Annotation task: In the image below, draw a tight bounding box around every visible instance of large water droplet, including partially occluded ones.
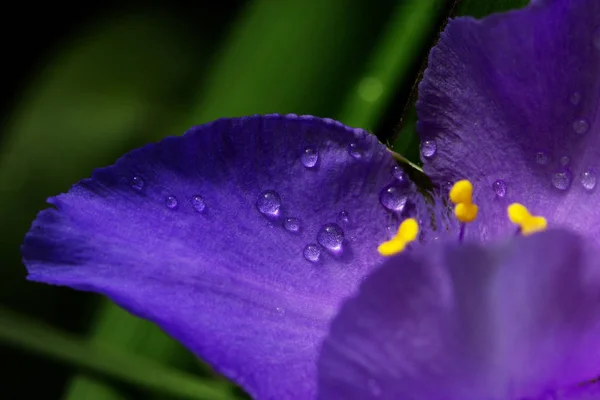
[570,91,581,105]
[492,179,507,198]
[391,165,407,183]
[337,210,349,224]
[560,156,570,166]
[284,217,300,232]
[420,140,437,158]
[348,142,363,159]
[379,185,407,212]
[256,190,281,217]
[552,170,572,191]
[192,195,206,213]
[573,118,590,135]
[131,176,144,191]
[593,26,600,50]
[317,223,344,252]
[303,244,321,262]
[535,151,549,165]
[581,170,596,191]
[301,147,318,168]
[165,195,178,209]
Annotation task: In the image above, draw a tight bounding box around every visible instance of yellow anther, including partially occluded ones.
[449,180,478,223]
[507,203,547,236]
[378,218,419,256]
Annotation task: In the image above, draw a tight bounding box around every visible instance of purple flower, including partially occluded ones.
[20,1,600,400]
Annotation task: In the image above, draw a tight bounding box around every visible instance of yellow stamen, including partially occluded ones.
[507,203,547,236]
[378,218,419,256]
[449,180,478,223]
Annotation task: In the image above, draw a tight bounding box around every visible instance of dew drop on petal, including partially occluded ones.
[317,223,344,252]
[337,210,349,224]
[581,170,597,191]
[303,244,321,262]
[492,179,507,198]
[560,156,570,166]
[570,91,581,105]
[301,147,318,168]
[192,195,206,213]
[131,176,144,191]
[284,217,300,232]
[165,195,178,209]
[594,26,600,51]
[379,185,407,212]
[535,151,549,165]
[348,142,363,159]
[256,190,281,217]
[391,165,406,182]
[420,140,437,158]
[552,170,572,191]
[573,118,590,135]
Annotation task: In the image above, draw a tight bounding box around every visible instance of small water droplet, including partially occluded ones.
[560,156,570,166]
[492,180,507,198]
[131,176,144,191]
[337,210,349,224]
[420,140,437,158]
[535,151,549,165]
[165,195,178,209]
[284,217,300,232]
[192,195,206,213]
[256,190,281,217]
[348,142,363,159]
[379,185,408,212]
[570,91,581,105]
[593,26,600,50]
[301,147,318,168]
[317,223,344,252]
[552,170,572,191]
[303,244,321,262]
[391,165,406,182]
[573,118,590,134]
[581,170,596,191]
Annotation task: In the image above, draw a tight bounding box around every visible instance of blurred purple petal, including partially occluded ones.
[318,230,600,400]
[22,114,418,399]
[417,0,600,242]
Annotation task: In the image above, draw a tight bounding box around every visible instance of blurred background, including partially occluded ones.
[0,0,526,398]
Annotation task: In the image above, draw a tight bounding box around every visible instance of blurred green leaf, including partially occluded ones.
[0,306,234,400]
[456,0,528,17]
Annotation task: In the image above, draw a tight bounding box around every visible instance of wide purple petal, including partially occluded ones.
[318,230,600,400]
[416,0,600,242]
[22,114,419,399]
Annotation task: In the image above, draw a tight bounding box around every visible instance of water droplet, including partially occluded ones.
[165,195,178,209]
[357,77,383,103]
[420,140,437,158]
[379,185,408,212]
[593,26,600,50]
[301,147,318,168]
[303,244,321,262]
[570,91,581,105]
[581,170,596,191]
[192,195,206,213]
[535,151,549,165]
[492,180,507,198]
[317,223,344,252]
[284,217,300,232]
[560,156,570,166]
[256,190,281,217]
[391,165,406,182]
[552,170,572,191]
[131,176,144,191]
[337,210,349,224]
[573,118,590,135]
[348,142,363,159]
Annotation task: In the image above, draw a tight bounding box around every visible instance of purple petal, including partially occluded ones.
[417,0,600,242]
[21,114,422,399]
[318,230,600,400]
